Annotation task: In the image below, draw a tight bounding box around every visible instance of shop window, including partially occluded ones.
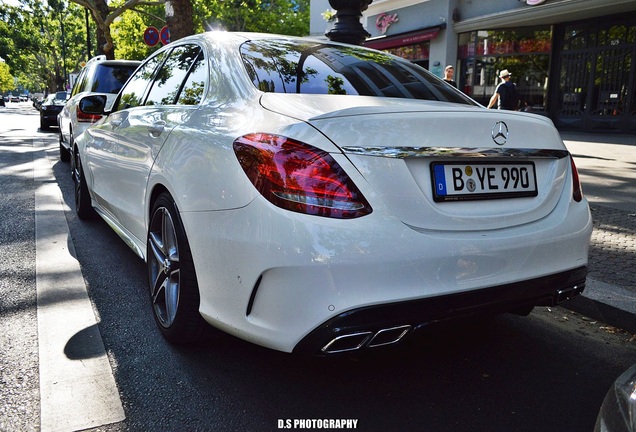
[563,24,594,51]
[459,27,552,112]
[559,17,636,124]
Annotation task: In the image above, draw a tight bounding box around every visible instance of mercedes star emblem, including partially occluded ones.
[491,121,509,146]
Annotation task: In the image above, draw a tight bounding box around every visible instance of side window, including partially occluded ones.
[115,52,166,111]
[71,69,86,97]
[75,68,90,95]
[177,51,206,105]
[145,45,202,106]
[91,64,137,94]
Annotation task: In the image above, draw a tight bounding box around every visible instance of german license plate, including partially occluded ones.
[431,161,538,202]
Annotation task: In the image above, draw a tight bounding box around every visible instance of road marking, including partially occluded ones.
[34,138,125,431]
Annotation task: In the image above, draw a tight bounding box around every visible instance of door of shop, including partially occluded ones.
[552,15,636,133]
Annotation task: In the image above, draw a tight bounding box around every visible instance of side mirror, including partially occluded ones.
[78,94,108,116]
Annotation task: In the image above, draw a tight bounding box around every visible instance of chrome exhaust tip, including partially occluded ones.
[367,325,411,348]
[321,332,373,354]
[320,325,413,354]
[556,285,584,304]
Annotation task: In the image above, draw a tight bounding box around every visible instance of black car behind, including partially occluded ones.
[40,92,67,131]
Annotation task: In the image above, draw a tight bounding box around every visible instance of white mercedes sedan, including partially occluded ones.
[73,31,593,355]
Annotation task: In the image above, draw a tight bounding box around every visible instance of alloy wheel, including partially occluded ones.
[148,206,181,328]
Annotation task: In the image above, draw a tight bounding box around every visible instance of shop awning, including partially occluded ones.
[363,25,444,50]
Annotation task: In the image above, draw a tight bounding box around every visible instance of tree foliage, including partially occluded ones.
[0,0,309,94]
[111,0,309,59]
[0,0,93,93]
[194,0,308,35]
[0,60,14,92]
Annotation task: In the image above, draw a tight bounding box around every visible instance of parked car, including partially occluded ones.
[595,363,636,432]
[39,92,67,131]
[32,93,45,110]
[58,55,140,162]
[73,31,593,355]
[33,97,43,111]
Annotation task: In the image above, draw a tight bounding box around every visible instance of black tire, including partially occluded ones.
[147,193,207,344]
[73,151,96,219]
[59,140,70,162]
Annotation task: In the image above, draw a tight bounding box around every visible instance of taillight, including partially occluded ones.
[233,133,372,219]
[570,155,583,202]
[76,105,102,123]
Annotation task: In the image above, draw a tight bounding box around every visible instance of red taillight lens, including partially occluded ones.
[233,133,372,219]
[570,155,583,202]
[76,106,102,123]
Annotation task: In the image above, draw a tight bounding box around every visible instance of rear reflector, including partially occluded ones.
[570,155,583,202]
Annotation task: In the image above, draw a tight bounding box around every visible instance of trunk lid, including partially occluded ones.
[260,93,570,231]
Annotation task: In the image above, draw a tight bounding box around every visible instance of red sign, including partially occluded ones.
[144,27,159,47]
[160,26,170,45]
[364,27,441,51]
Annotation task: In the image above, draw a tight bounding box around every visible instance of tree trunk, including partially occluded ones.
[95,1,114,59]
[165,0,194,42]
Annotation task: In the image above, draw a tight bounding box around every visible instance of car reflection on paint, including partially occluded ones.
[595,363,636,432]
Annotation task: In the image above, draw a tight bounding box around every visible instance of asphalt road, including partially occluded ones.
[1,103,635,432]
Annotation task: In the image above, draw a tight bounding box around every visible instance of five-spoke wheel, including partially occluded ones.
[147,193,206,343]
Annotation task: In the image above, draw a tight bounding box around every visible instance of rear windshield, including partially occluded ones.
[90,64,138,94]
[240,39,476,105]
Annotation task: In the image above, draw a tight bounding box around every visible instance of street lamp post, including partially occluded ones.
[325,0,373,46]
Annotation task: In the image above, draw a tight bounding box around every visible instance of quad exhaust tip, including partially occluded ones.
[321,325,412,354]
[556,285,584,304]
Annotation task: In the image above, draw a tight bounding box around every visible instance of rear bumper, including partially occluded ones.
[293,266,587,355]
[40,113,60,127]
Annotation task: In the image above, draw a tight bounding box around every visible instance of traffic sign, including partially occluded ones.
[144,26,160,47]
[160,26,170,45]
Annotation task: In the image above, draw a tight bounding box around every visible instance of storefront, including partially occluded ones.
[457,12,636,132]
[309,0,636,133]
[364,25,444,69]
[457,27,552,112]
[550,15,636,132]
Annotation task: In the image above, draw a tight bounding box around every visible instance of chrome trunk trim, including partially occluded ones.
[340,146,570,159]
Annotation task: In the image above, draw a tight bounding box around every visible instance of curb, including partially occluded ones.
[563,295,636,335]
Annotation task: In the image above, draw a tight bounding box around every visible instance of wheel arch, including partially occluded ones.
[147,183,171,223]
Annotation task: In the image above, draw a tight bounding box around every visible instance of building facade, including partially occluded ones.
[309,0,636,133]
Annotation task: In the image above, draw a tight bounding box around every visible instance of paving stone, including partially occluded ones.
[588,204,636,290]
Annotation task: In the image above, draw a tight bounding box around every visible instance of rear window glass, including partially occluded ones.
[89,64,138,94]
[240,40,476,105]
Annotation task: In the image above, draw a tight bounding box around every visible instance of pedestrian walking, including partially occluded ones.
[487,69,520,110]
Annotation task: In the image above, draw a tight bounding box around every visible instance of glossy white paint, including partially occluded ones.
[75,32,593,353]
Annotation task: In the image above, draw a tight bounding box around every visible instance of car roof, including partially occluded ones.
[84,55,141,67]
[173,31,326,48]
[90,59,142,68]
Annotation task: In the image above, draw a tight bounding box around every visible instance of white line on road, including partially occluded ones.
[33,138,125,431]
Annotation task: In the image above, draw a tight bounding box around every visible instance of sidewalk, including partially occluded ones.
[559,132,636,334]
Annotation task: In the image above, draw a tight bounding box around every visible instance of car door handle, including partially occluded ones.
[148,122,166,137]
